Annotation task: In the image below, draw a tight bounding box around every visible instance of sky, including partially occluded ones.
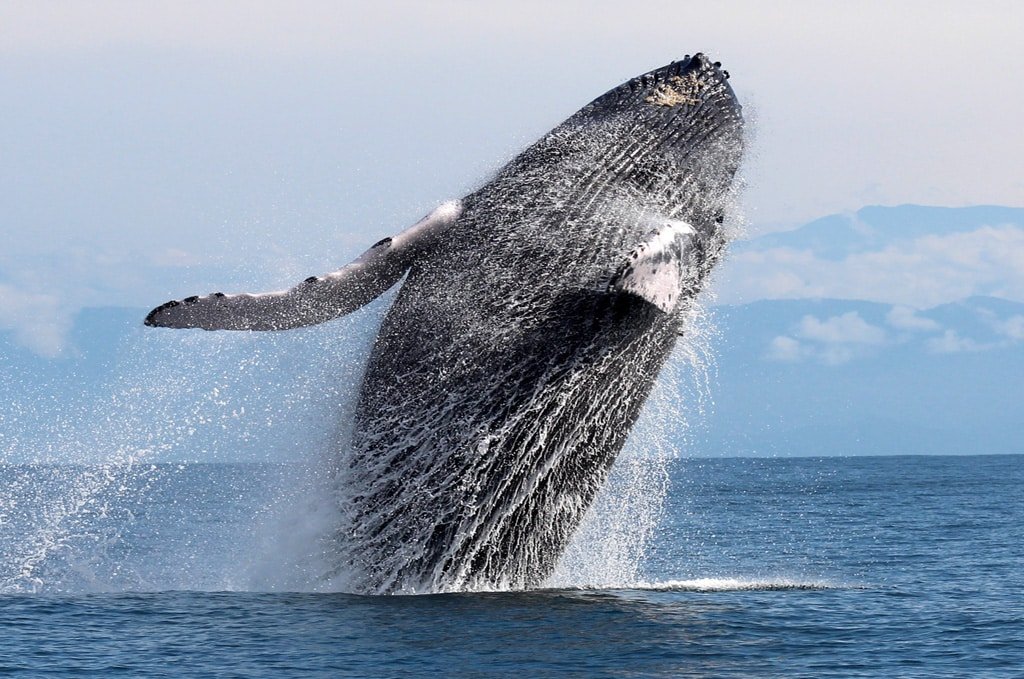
[2,0,1023,355]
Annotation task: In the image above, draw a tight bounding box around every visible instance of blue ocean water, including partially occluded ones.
[1,454,1021,677]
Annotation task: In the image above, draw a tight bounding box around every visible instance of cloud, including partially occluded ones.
[765,335,859,366]
[923,308,1024,354]
[0,243,220,357]
[925,330,990,354]
[993,315,1024,341]
[886,305,940,332]
[815,345,858,366]
[0,284,71,357]
[766,311,887,365]
[719,225,1024,308]
[766,335,803,362]
[796,312,887,345]
[915,308,1024,354]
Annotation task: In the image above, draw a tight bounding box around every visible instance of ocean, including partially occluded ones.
[1,454,1021,677]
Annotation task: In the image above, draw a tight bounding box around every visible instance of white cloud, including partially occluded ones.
[766,335,804,362]
[817,345,857,366]
[719,226,1024,308]
[0,284,71,357]
[926,330,990,354]
[796,312,887,345]
[765,335,860,366]
[0,242,219,357]
[766,312,887,365]
[993,315,1024,341]
[918,311,1024,354]
[886,305,940,332]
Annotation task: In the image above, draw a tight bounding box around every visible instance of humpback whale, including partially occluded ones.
[146,53,743,594]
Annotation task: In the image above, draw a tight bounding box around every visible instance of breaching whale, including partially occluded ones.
[145,53,743,594]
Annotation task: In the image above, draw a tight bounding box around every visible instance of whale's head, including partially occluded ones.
[573,53,744,239]
[582,52,743,158]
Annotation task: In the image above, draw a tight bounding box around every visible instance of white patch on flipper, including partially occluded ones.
[609,220,696,313]
[145,200,463,331]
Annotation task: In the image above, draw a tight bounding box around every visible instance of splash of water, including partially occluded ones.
[547,297,718,590]
[0,307,375,594]
[553,577,841,593]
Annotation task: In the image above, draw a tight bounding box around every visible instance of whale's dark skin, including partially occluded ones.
[146,53,743,593]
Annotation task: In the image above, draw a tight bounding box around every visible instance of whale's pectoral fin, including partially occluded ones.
[145,200,462,330]
[609,220,697,313]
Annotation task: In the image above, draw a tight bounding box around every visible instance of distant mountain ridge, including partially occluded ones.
[735,204,1024,259]
[717,204,1024,307]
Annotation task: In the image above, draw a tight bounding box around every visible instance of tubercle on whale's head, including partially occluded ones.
[583,53,741,122]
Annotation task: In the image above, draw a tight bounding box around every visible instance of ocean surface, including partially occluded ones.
[1,454,1021,677]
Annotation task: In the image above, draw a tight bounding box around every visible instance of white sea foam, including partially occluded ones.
[535,577,842,594]
[622,577,839,592]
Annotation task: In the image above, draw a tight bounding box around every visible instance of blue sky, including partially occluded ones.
[2,1,1023,356]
